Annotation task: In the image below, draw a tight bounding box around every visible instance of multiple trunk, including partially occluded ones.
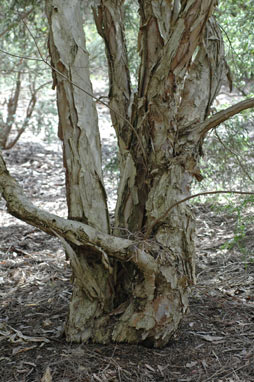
[45,0,220,347]
[46,0,114,343]
[0,0,253,347]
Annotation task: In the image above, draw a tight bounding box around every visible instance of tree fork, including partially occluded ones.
[1,0,253,348]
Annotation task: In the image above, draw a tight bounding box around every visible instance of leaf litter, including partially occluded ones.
[0,111,254,381]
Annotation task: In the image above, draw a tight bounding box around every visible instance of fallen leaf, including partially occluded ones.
[41,366,52,382]
[145,364,155,372]
[198,334,224,343]
[12,345,37,355]
[186,361,198,368]
[93,374,103,382]
[157,364,168,375]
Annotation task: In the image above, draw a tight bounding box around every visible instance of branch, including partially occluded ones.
[0,155,126,256]
[0,48,45,62]
[187,98,254,140]
[0,152,156,273]
[0,8,34,38]
[214,130,254,183]
[92,3,142,165]
[4,80,52,150]
[0,71,22,149]
[145,190,254,239]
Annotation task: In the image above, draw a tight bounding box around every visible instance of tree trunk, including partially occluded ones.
[2,0,253,348]
[44,0,223,347]
[0,71,21,149]
[46,0,115,343]
[90,0,221,346]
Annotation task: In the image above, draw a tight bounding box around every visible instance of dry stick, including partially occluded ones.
[197,99,254,138]
[214,130,254,183]
[0,48,44,62]
[203,361,249,382]
[144,190,254,239]
[20,18,148,168]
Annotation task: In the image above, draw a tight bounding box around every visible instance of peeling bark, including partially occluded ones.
[46,0,109,233]
[54,0,215,346]
[111,0,219,235]
[46,0,114,343]
[0,151,190,347]
[46,0,217,346]
[1,0,253,347]
[93,1,132,162]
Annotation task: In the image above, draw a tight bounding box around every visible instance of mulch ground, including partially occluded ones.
[1,140,254,382]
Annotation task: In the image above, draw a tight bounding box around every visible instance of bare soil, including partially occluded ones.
[1,137,254,381]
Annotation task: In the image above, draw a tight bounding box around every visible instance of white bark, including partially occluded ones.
[46,0,109,233]
[2,0,253,347]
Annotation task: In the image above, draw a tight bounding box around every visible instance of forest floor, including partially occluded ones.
[1,106,254,381]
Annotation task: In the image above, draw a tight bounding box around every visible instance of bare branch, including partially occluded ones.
[93,2,133,161]
[0,150,126,253]
[214,130,254,183]
[0,71,22,148]
[185,98,254,141]
[4,128,25,150]
[0,151,156,273]
[0,48,46,62]
[145,190,254,239]
[3,80,52,150]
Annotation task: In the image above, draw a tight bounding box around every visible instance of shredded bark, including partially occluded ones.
[1,136,254,381]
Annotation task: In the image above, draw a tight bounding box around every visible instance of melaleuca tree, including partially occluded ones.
[0,0,254,347]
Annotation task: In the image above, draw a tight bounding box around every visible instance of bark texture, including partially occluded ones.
[91,0,223,346]
[46,0,109,232]
[46,0,115,343]
[68,0,219,346]
[46,0,221,347]
[2,0,254,348]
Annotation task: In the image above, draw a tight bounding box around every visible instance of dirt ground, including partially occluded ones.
[1,136,254,382]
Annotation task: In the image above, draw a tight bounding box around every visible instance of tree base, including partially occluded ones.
[65,248,193,348]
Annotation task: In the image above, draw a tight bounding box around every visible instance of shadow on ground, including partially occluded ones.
[1,141,254,381]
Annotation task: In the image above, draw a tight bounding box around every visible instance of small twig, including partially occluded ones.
[0,8,34,38]
[203,361,249,382]
[145,190,254,238]
[218,22,245,91]
[0,47,44,62]
[214,130,254,183]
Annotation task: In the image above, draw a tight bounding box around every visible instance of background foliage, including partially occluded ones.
[0,0,57,146]
[194,0,254,196]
